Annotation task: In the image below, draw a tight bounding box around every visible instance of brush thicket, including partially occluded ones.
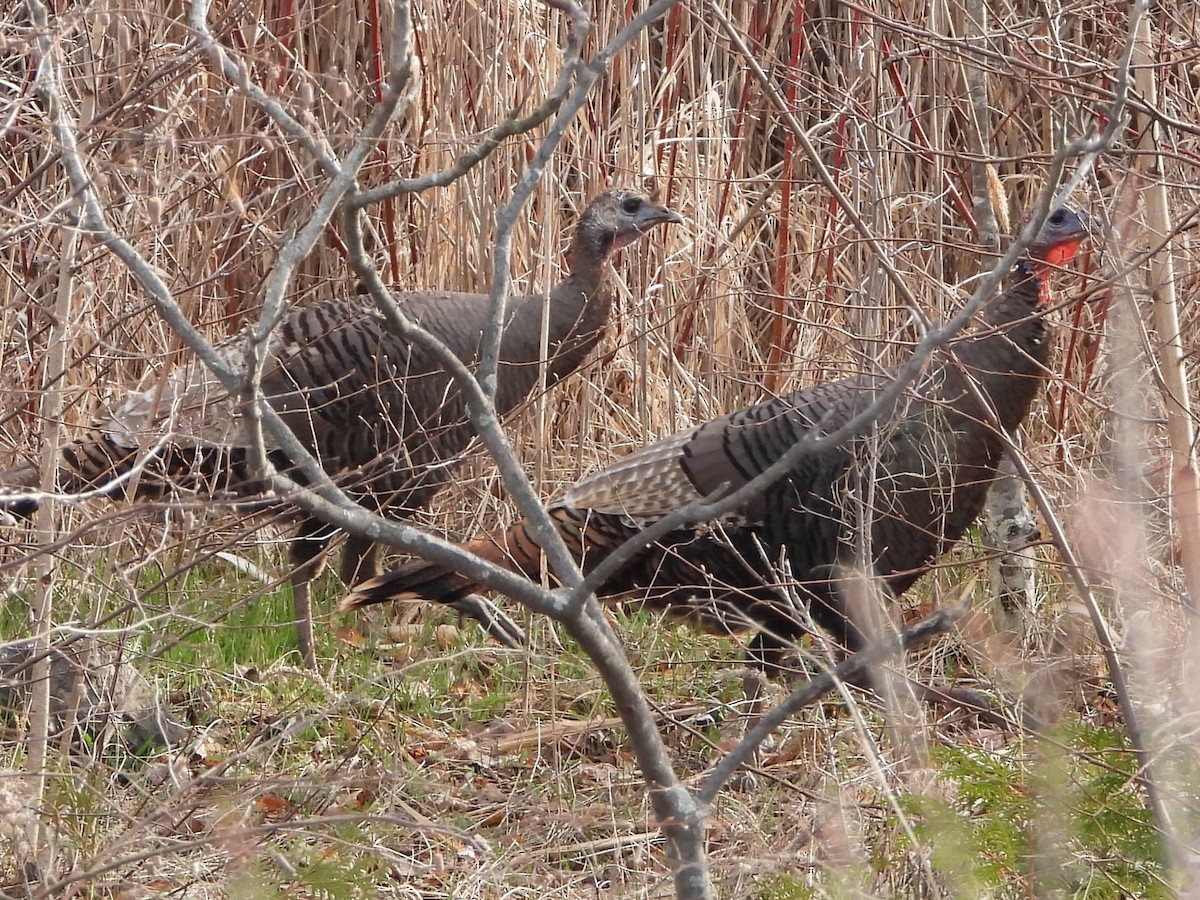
[2,0,1198,894]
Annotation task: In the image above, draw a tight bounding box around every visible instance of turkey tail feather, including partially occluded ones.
[343,559,481,609]
[2,433,244,515]
[340,523,538,610]
[340,529,534,648]
[61,434,243,499]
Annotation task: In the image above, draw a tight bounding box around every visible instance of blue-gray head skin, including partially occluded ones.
[1018,207,1089,305]
[566,189,683,274]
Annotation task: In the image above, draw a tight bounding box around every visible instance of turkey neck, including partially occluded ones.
[494,215,617,406]
[942,261,1049,432]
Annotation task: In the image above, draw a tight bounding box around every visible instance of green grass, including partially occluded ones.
[897,727,1168,898]
[757,877,818,900]
[1,557,1170,897]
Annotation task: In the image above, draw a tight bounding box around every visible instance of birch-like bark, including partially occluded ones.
[962,0,1039,625]
[21,222,78,883]
[1130,15,1200,609]
[23,0,93,877]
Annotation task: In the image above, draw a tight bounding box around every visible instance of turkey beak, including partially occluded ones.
[1067,208,1091,250]
[641,206,684,233]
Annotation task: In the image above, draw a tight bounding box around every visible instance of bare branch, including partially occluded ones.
[350,0,593,205]
[239,0,416,482]
[188,0,340,178]
[553,586,711,896]
[478,0,681,394]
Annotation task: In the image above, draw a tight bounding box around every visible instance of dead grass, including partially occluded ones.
[3,0,1200,895]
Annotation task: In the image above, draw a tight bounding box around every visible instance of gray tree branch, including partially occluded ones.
[697,605,968,805]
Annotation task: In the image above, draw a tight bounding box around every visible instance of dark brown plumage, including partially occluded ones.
[1,190,681,665]
[343,209,1088,691]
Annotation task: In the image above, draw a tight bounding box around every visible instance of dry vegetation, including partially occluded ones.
[2,0,1200,896]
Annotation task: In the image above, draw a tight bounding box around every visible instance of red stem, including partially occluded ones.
[367,0,400,279]
[879,34,976,235]
[763,3,806,396]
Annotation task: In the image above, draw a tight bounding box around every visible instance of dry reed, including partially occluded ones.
[3,0,1200,894]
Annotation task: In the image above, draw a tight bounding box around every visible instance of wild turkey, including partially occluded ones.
[1,190,682,666]
[343,208,1088,705]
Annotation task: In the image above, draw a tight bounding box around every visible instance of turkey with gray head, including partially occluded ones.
[1,189,682,666]
[343,207,1088,712]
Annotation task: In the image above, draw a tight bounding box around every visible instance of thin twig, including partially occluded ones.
[349,0,592,206]
[697,605,967,805]
[188,0,339,177]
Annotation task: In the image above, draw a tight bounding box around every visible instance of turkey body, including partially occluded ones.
[344,208,1088,676]
[2,190,682,665]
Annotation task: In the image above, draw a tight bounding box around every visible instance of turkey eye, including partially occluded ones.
[621,196,643,215]
[1048,209,1065,225]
